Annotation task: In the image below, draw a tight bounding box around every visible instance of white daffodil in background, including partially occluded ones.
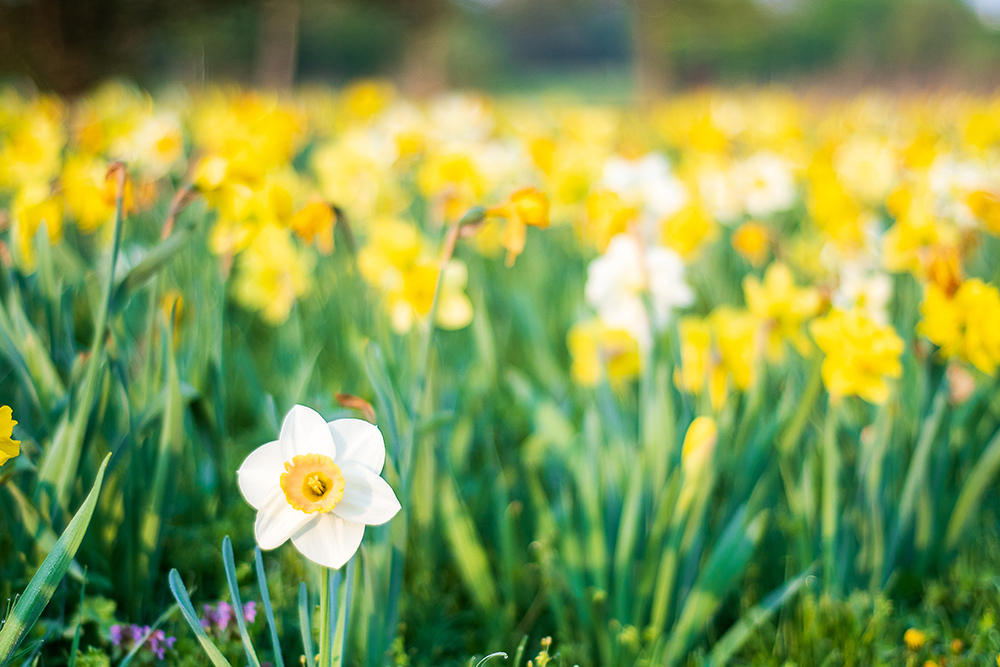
[585,233,694,349]
[238,405,401,569]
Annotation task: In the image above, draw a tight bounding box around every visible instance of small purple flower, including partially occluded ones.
[132,626,147,643]
[243,601,257,624]
[165,636,177,650]
[215,601,234,632]
[110,625,124,647]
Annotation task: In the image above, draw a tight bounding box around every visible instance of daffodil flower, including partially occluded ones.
[237,405,401,569]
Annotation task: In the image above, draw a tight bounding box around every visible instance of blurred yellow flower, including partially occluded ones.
[0,405,20,467]
[232,224,314,325]
[661,202,716,260]
[10,182,63,271]
[488,186,551,266]
[62,156,135,233]
[290,201,336,254]
[744,263,822,360]
[567,319,641,387]
[904,628,927,651]
[580,189,638,252]
[359,219,473,333]
[681,416,718,473]
[732,221,770,266]
[967,190,1000,235]
[810,308,904,404]
[675,307,758,410]
[918,278,1000,375]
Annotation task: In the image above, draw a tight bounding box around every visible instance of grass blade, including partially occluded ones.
[167,569,233,667]
[946,425,1000,549]
[222,537,261,667]
[705,565,816,667]
[0,454,111,667]
[254,548,285,667]
[298,583,315,667]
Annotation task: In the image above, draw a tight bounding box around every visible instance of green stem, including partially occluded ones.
[319,568,334,667]
[778,354,823,455]
[821,400,840,594]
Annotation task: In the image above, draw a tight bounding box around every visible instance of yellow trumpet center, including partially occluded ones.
[280,453,345,514]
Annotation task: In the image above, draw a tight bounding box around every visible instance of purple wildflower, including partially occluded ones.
[243,601,258,624]
[110,625,124,647]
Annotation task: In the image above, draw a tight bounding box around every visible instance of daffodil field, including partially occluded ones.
[3,81,1000,667]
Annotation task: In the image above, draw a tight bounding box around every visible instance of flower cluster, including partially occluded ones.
[109,624,177,660]
[2,82,1000,409]
[199,601,257,637]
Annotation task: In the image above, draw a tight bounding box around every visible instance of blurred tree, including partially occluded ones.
[0,0,242,94]
[255,0,301,90]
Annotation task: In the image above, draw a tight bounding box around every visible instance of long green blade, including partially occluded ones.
[167,569,233,667]
[0,454,111,667]
[222,537,261,667]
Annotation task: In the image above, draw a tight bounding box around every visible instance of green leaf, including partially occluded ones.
[0,454,111,667]
[298,583,315,667]
[222,537,261,667]
[705,565,816,667]
[946,425,1000,549]
[167,570,233,667]
[254,548,285,667]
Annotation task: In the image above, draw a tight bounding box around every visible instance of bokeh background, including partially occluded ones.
[3,0,1000,97]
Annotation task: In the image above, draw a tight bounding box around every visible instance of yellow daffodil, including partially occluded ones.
[744,262,822,360]
[918,278,1000,375]
[810,308,904,404]
[232,224,314,325]
[661,202,717,260]
[567,319,641,387]
[0,406,20,467]
[358,219,473,333]
[732,221,771,267]
[290,201,336,254]
[675,307,759,410]
[580,189,638,252]
[62,156,135,234]
[487,186,551,266]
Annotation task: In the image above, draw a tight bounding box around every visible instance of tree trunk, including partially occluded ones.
[398,10,450,98]
[255,0,300,91]
[631,0,672,103]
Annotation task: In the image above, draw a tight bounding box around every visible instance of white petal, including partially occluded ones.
[329,419,386,473]
[290,513,365,569]
[237,440,284,509]
[255,490,315,550]
[280,405,336,461]
[333,462,401,526]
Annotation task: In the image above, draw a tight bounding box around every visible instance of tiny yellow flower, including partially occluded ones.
[0,405,20,467]
[810,308,904,404]
[904,628,927,651]
[732,221,771,267]
[918,278,1000,375]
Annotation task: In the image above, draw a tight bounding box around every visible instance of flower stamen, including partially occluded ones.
[280,453,345,514]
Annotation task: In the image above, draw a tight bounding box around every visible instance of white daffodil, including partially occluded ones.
[237,405,401,569]
[585,233,694,349]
